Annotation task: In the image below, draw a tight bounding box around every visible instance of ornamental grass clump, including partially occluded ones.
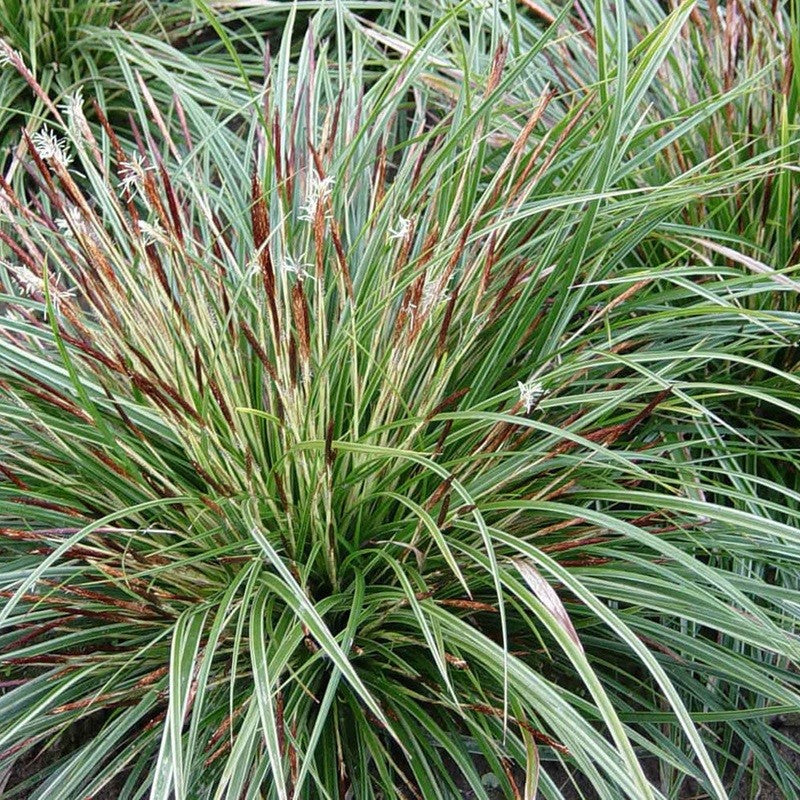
[0,6,799,800]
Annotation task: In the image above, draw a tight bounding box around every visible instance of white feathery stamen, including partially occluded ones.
[31,126,73,167]
[60,87,85,123]
[137,220,165,246]
[299,173,334,221]
[517,379,544,414]
[8,264,43,297]
[55,206,88,238]
[0,41,23,68]
[5,262,75,313]
[282,254,315,282]
[118,152,153,197]
[388,215,413,241]
[420,279,446,315]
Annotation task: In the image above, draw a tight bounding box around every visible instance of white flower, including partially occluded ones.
[0,41,23,69]
[5,262,75,313]
[407,278,447,324]
[31,126,73,167]
[51,285,77,314]
[8,264,42,297]
[137,220,165,246]
[60,87,84,121]
[299,173,334,221]
[388,215,413,241]
[59,88,89,138]
[421,279,446,314]
[517,379,544,414]
[282,254,315,282]
[55,206,88,238]
[118,152,153,197]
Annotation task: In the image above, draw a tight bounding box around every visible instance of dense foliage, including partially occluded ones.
[0,2,798,798]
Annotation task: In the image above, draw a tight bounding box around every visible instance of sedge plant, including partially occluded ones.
[0,4,799,800]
